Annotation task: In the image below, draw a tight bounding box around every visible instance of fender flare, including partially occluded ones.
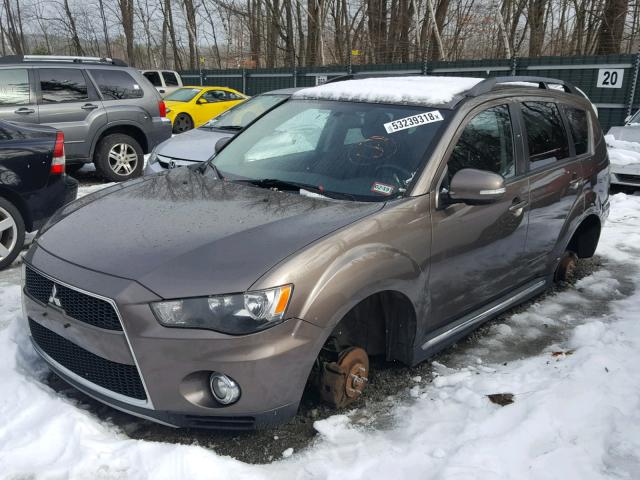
[89,120,148,159]
[298,242,422,364]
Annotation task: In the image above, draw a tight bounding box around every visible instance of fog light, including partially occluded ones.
[209,373,240,405]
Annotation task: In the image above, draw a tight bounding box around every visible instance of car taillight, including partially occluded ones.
[159,100,167,117]
[51,131,65,175]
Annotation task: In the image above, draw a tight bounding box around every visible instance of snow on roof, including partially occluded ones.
[293,76,484,106]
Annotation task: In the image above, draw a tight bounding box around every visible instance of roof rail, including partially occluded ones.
[0,55,128,67]
[466,75,579,97]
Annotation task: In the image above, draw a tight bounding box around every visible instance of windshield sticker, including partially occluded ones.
[384,110,443,134]
[371,182,395,196]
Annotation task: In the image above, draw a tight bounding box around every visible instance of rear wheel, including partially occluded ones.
[172,113,194,133]
[0,197,25,270]
[94,133,143,182]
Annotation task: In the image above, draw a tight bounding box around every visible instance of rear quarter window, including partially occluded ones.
[564,106,590,155]
[143,71,162,87]
[521,101,570,168]
[90,70,144,100]
[162,71,179,86]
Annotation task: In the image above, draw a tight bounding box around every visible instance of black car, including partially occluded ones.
[0,120,77,269]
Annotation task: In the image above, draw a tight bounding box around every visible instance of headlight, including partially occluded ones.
[147,148,159,165]
[150,285,293,335]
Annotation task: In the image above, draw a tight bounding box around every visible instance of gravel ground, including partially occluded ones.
[38,171,621,464]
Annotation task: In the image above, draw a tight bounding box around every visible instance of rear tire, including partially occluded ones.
[172,113,194,133]
[0,197,25,270]
[94,134,143,182]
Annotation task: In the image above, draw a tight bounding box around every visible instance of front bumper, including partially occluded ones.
[610,164,640,187]
[22,247,325,429]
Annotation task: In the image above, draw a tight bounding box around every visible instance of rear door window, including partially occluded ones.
[162,71,179,86]
[564,106,589,155]
[521,101,570,167]
[448,104,515,180]
[89,70,143,100]
[143,71,162,87]
[0,69,30,105]
[39,68,90,103]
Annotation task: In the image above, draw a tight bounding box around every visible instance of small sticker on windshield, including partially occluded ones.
[384,111,443,134]
[371,182,395,196]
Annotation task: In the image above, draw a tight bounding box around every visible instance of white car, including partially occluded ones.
[141,70,183,97]
[607,110,640,187]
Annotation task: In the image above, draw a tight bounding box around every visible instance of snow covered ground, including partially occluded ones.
[1,182,640,478]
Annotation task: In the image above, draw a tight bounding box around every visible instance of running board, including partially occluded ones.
[421,278,547,351]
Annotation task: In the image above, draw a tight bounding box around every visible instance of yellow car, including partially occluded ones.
[164,86,248,133]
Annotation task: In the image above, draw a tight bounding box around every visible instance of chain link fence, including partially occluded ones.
[180,53,640,131]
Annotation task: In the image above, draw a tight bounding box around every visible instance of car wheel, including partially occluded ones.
[94,134,144,182]
[0,197,25,270]
[173,113,194,133]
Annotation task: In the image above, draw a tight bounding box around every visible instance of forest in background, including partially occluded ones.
[0,0,636,70]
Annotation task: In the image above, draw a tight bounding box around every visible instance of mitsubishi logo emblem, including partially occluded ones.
[168,160,176,169]
[48,284,62,308]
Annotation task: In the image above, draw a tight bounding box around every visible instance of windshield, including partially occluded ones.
[165,88,201,102]
[212,99,450,201]
[202,94,288,129]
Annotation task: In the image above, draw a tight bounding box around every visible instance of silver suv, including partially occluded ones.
[0,55,172,181]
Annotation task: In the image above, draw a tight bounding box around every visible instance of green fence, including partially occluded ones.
[180,54,640,131]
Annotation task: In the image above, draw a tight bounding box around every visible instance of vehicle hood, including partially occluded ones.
[157,127,232,162]
[608,125,640,143]
[35,167,383,298]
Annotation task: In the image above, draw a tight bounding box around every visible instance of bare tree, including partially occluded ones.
[117,0,135,65]
[596,0,629,53]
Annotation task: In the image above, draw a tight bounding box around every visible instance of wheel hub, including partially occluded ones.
[108,143,138,175]
[319,347,369,408]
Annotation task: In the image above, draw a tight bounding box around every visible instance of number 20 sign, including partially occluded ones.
[597,68,624,89]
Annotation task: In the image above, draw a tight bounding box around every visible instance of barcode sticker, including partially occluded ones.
[384,110,443,134]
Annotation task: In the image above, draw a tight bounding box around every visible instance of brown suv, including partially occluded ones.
[22,75,609,429]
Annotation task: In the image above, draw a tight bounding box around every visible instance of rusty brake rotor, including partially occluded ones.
[319,346,369,409]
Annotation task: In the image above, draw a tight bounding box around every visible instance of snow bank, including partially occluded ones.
[293,76,483,106]
[1,187,640,478]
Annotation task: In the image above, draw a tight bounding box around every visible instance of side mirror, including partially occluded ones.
[215,136,231,153]
[197,98,208,105]
[449,168,506,204]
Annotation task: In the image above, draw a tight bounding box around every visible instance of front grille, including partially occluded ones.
[29,318,147,401]
[615,173,640,185]
[25,267,122,331]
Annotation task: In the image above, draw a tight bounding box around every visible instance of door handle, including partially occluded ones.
[569,179,582,190]
[508,198,528,215]
[568,172,582,190]
[14,107,35,114]
[159,89,165,94]
[81,103,99,110]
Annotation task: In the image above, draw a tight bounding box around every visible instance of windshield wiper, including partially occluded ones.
[239,178,354,200]
[215,125,243,131]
